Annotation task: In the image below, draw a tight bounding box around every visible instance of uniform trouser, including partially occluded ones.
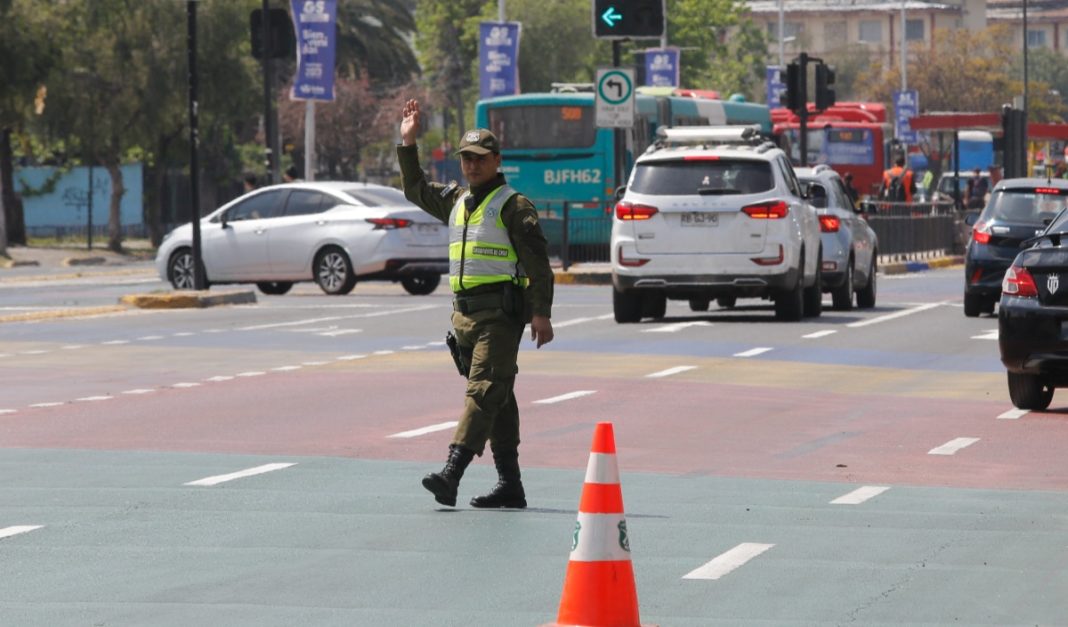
[450,306,525,456]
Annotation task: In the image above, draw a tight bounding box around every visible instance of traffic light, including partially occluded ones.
[814,63,836,111]
[1002,105,1027,178]
[592,0,666,39]
[781,61,805,113]
[251,8,295,60]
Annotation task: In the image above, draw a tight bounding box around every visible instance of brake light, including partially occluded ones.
[742,200,789,219]
[1035,187,1062,195]
[615,201,659,221]
[972,220,991,244]
[1002,265,1038,297]
[366,217,412,230]
[617,246,650,267]
[750,244,784,266]
[818,215,840,232]
[683,155,721,161]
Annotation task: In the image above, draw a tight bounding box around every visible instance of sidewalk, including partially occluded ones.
[0,244,154,270]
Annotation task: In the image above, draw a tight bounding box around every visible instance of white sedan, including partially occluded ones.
[156,182,448,295]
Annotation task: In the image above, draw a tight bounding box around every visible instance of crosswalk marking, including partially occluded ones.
[533,390,597,405]
[184,463,296,487]
[388,421,459,438]
[830,486,890,505]
[928,437,980,455]
[683,543,775,580]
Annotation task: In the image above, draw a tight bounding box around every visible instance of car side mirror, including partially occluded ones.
[220,212,230,229]
[963,211,980,227]
[614,185,626,201]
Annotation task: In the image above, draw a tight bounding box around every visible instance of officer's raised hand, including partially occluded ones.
[400,99,421,147]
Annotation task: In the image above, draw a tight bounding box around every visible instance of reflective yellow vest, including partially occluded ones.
[448,184,528,292]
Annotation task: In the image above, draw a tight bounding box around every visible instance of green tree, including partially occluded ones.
[336,0,420,85]
[415,0,484,136]
[670,0,767,99]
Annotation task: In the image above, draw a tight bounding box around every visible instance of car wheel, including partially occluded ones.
[401,273,441,296]
[256,281,293,295]
[831,259,854,311]
[613,287,643,323]
[1007,371,1054,411]
[314,247,357,295]
[963,292,983,318]
[774,262,804,322]
[688,297,710,312]
[642,292,667,320]
[856,255,877,309]
[716,295,737,309]
[803,250,823,318]
[168,248,208,290]
[982,297,997,315]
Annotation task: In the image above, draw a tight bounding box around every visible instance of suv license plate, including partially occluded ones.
[680,212,718,227]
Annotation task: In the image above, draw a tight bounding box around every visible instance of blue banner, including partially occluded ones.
[643,48,679,87]
[893,89,919,145]
[479,22,521,99]
[290,0,337,101]
[766,66,786,110]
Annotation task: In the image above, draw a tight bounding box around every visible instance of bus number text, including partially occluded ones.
[545,169,602,185]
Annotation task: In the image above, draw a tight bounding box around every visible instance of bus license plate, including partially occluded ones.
[681,212,718,227]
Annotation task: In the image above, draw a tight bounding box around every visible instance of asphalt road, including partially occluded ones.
[2,267,1067,626]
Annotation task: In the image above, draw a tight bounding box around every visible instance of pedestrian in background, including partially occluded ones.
[843,172,859,208]
[242,172,258,193]
[397,98,555,509]
[283,166,300,182]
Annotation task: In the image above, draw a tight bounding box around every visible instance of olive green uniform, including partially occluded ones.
[397,144,554,456]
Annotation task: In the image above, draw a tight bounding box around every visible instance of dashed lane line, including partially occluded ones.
[646,365,697,379]
[734,347,773,358]
[29,402,63,408]
[928,437,980,455]
[846,302,944,328]
[533,390,597,405]
[121,389,155,395]
[972,329,998,341]
[997,408,1029,420]
[388,421,459,439]
[75,395,113,402]
[184,462,297,487]
[682,543,775,580]
[0,525,43,540]
[0,409,16,415]
[803,330,837,339]
[830,486,890,505]
[643,321,713,333]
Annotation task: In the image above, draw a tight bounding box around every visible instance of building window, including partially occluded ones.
[905,19,924,41]
[859,20,882,43]
[767,21,802,40]
[825,21,847,44]
[1027,29,1047,48]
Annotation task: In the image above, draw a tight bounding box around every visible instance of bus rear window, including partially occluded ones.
[488,106,597,150]
[630,160,774,195]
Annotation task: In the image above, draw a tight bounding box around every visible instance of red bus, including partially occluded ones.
[772,103,892,197]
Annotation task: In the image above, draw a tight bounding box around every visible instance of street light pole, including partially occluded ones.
[187,0,205,290]
[778,0,785,68]
[900,0,907,91]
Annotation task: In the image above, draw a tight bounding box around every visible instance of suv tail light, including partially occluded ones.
[742,200,789,219]
[1002,265,1038,297]
[366,217,412,230]
[615,201,659,221]
[972,220,992,244]
[818,215,840,232]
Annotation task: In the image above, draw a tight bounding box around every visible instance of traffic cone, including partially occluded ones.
[542,422,657,627]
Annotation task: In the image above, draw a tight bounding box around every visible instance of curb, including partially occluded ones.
[62,256,108,266]
[119,290,258,309]
[554,271,612,286]
[0,258,40,269]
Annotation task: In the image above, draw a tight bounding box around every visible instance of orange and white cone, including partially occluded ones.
[543,422,656,627]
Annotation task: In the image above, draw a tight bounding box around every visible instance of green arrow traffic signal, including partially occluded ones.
[601,6,622,27]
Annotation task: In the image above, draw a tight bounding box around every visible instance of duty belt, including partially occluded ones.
[452,292,506,314]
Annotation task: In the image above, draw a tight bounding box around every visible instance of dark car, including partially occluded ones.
[998,206,1068,409]
[963,178,1068,317]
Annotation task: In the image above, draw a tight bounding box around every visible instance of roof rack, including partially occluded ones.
[655,125,765,146]
[551,82,594,93]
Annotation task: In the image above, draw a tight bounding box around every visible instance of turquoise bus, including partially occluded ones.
[473,92,772,258]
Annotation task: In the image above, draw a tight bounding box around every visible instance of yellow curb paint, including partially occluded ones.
[0,305,129,324]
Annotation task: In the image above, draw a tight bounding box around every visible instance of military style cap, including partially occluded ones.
[456,128,500,155]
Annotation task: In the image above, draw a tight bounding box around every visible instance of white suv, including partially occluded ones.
[611,126,823,322]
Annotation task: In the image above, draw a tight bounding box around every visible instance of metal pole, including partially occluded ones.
[498,0,504,21]
[778,0,785,68]
[900,0,907,91]
[187,0,205,290]
[612,41,624,194]
[798,53,809,168]
[305,101,315,181]
[1023,0,1030,152]
[86,121,93,251]
[262,0,278,184]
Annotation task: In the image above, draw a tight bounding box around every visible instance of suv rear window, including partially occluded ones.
[983,187,1068,224]
[629,159,774,195]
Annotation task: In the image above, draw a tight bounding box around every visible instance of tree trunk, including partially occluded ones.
[0,127,25,248]
[105,161,125,253]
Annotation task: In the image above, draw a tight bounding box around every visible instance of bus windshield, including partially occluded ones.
[488,105,597,150]
[783,128,876,166]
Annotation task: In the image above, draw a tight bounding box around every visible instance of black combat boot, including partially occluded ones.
[469,450,527,509]
[421,444,475,507]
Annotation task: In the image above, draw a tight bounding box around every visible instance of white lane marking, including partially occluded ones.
[76,395,113,402]
[237,305,437,331]
[61,345,86,350]
[0,525,43,540]
[683,543,775,580]
[803,330,837,339]
[336,354,367,361]
[997,408,1029,420]
[172,332,195,337]
[204,376,234,383]
[972,329,999,341]
[427,341,446,347]
[928,437,980,455]
[0,409,16,415]
[301,361,328,366]
[847,302,944,328]
[401,345,426,350]
[184,462,296,487]
[137,335,164,341]
[533,390,597,405]
[320,329,363,337]
[271,366,302,372]
[172,382,201,389]
[21,350,48,355]
[554,314,614,328]
[29,402,64,408]
[288,326,338,333]
[203,329,224,333]
[643,321,713,333]
[388,421,459,438]
[0,353,11,358]
[373,350,395,356]
[646,365,697,379]
[236,371,266,378]
[734,347,772,358]
[121,389,155,395]
[830,485,890,505]
[101,340,129,345]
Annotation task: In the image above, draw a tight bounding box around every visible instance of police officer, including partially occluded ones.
[398,99,554,508]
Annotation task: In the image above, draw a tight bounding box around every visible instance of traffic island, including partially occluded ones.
[120,290,257,309]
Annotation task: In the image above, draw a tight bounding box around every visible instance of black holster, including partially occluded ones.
[445,331,471,378]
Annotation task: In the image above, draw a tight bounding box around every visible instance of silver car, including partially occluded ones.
[156,182,448,295]
[796,166,878,310]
